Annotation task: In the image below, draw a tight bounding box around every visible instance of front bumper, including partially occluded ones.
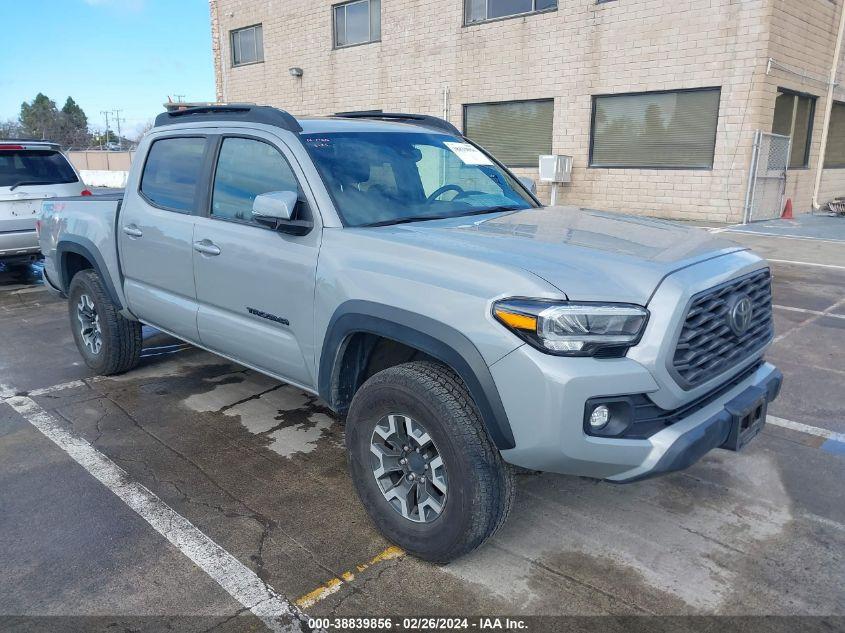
[492,343,782,481]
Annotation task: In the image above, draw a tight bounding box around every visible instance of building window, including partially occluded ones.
[334,0,381,48]
[590,88,721,169]
[772,89,816,169]
[463,99,554,167]
[465,0,557,25]
[231,24,263,66]
[824,101,845,168]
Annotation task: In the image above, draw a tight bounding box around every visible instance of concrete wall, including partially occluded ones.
[67,151,134,189]
[210,0,845,221]
[67,151,135,172]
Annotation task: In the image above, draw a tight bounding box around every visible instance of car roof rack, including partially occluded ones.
[154,104,302,133]
[333,110,462,136]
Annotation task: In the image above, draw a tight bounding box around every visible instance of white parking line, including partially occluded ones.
[3,395,310,633]
[773,304,845,320]
[28,379,91,397]
[767,258,845,271]
[716,229,845,244]
[772,297,845,344]
[767,415,845,444]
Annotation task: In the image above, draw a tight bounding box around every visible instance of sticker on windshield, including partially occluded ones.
[445,142,494,166]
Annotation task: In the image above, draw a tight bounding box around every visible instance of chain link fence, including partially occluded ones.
[743,131,791,223]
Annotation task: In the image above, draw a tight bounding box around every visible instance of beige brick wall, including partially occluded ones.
[764,0,845,214]
[209,0,845,222]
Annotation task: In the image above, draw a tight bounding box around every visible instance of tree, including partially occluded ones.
[20,93,60,141]
[132,119,155,143]
[18,93,91,148]
[0,119,24,139]
[60,97,90,148]
[90,129,117,148]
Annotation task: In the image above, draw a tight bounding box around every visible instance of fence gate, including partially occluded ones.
[743,131,791,223]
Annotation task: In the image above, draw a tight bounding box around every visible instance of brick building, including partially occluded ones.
[209,0,845,222]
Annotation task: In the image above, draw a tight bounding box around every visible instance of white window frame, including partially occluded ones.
[230,24,263,67]
[464,0,557,26]
[333,0,381,49]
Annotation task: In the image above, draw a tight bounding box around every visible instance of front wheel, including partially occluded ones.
[345,361,514,562]
[67,269,142,376]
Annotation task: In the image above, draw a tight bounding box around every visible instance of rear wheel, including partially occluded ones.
[68,269,142,375]
[346,361,514,562]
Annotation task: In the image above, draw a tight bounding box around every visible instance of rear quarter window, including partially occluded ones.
[140,137,207,213]
[0,150,78,188]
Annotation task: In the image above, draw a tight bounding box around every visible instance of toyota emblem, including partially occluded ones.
[727,294,754,337]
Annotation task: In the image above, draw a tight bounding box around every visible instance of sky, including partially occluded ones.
[0,0,216,138]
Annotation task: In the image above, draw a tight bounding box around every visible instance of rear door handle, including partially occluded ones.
[193,240,221,256]
[122,224,143,238]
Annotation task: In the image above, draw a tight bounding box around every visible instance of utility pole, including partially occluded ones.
[112,109,125,150]
[100,110,111,148]
[174,94,185,103]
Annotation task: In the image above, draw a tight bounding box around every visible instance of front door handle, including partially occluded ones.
[193,240,221,256]
[122,224,143,238]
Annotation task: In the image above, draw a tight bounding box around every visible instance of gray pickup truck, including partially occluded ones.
[39,106,782,562]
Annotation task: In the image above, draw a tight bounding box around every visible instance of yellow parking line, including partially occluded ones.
[295,546,404,609]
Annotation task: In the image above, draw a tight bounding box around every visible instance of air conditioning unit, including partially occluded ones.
[539,155,572,183]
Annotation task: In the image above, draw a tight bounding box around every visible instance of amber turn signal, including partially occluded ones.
[493,308,537,332]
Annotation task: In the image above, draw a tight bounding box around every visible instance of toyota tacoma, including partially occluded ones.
[38,106,782,562]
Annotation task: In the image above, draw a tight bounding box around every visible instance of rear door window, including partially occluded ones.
[140,137,207,213]
[0,150,78,188]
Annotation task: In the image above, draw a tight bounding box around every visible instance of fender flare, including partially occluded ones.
[319,300,516,449]
[56,238,123,310]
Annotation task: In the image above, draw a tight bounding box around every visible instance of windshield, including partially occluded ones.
[0,150,78,188]
[302,131,537,227]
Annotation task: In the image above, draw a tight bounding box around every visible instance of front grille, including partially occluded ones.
[671,269,773,389]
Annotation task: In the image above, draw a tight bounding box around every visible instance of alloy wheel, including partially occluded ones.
[76,293,102,355]
[370,414,448,523]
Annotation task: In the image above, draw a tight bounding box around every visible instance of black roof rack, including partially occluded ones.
[154,105,302,133]
[333,110,461,136]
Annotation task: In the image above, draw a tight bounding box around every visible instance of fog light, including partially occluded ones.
[589,405,610,430]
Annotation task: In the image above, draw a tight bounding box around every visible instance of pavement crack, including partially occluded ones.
[489,542,657,615]
[677,525,747,556]
[100,392,346,594]
[219,383,286,414]
[199,606,253,633]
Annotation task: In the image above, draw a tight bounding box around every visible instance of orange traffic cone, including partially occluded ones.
[782,198,793,219]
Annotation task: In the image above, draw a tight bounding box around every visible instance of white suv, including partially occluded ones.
[1,140,89,267]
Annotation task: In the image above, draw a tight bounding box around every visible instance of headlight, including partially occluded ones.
[493,299,649,357]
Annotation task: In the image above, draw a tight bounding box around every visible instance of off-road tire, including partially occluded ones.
[346,360,515,562]
[68,269,142,375]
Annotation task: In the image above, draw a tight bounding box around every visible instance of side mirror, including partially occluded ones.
[518,176,537,195]
[252,190,313,235]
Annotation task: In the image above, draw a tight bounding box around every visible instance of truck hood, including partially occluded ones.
[366,206,746,305]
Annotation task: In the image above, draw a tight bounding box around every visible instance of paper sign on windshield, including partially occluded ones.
[445,142,494,166]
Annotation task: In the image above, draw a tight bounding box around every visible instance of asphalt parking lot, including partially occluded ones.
[1,215,844,632]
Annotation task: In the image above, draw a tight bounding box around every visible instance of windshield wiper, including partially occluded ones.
[360,206,523,228]
[9,180,51,191]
